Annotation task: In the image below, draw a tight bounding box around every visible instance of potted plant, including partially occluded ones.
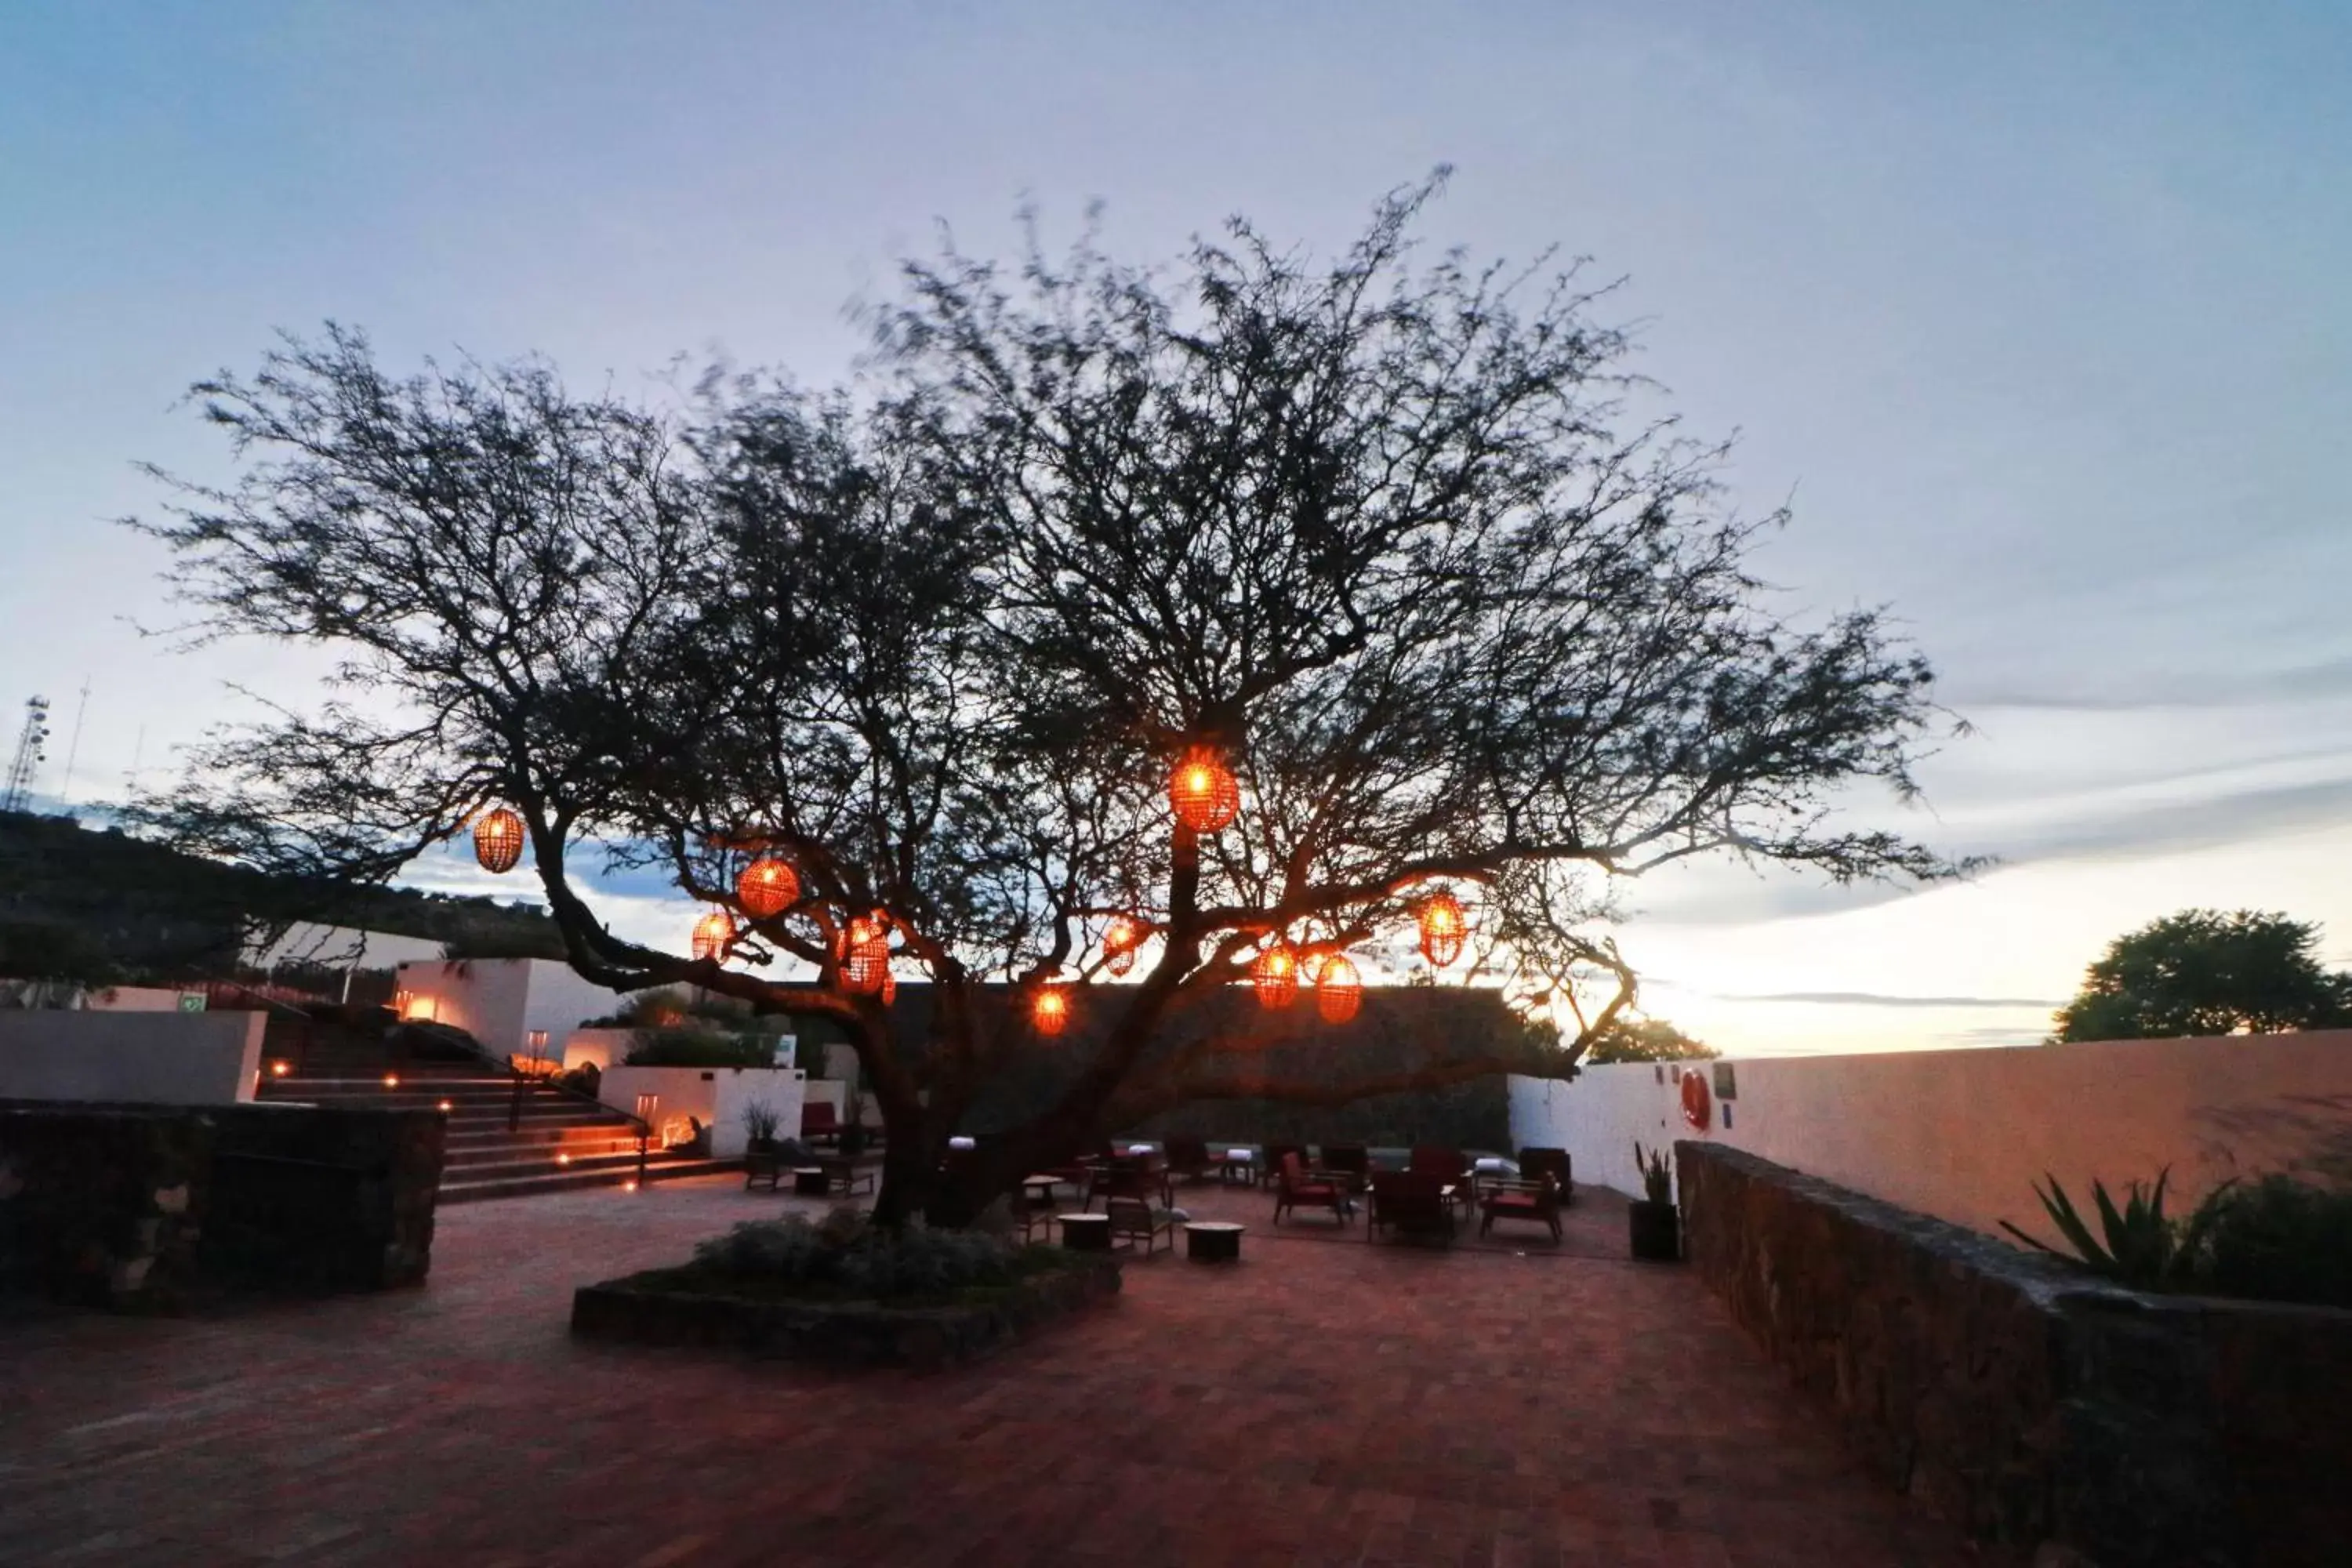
[742,1101,785,1183]
[1628,1142,1680,1261]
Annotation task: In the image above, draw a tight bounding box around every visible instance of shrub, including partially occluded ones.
[621,1029,774,1068]
[2000,1169,2198,1290]
[2179,1174,2352,1309]
[741,1101,781,1145]
[836,1222,1018,1298]
[691,1218,833,1283]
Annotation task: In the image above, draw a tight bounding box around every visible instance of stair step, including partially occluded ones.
[437,1157,739,1204]
[442,1139,645,1168]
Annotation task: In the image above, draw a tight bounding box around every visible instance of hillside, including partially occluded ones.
[0,809,565,983]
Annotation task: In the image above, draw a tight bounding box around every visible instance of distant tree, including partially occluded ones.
[1582,1014,1719,1063]
[131,177,1969,1225]
[2049,909,2352,1043]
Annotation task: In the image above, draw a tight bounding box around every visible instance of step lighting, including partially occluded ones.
[622,1180,639,1192]
[383,1074,400,1088]
[557,1153,571,1165]
[437,1100,453,1112]
[268,1060,290,1077]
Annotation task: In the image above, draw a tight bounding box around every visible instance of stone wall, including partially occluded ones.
[1678,1141,2352,1568]
[0,1102,443,1309]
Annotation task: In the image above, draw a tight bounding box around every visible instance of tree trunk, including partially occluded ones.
[866,1090,935,1229]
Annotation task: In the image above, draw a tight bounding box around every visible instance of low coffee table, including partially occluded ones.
[1058,1212,1112,1252]
[1184,1221,1244,1262]
[1215,1151,1258,1187]
[791,1166,828,1196]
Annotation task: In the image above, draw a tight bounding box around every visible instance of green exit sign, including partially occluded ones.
[178,993,205,1013]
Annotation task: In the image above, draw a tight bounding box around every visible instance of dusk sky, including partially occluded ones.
[3,2,2347,1055]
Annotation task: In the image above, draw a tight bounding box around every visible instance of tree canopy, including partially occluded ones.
[2049,908,2352,1043]
[1581,1015,1719,1064]
[132,176,1967,1222]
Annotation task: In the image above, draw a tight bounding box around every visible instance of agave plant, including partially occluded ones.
[1632,1142,1674,1205]
[1999,1168,2214,1290]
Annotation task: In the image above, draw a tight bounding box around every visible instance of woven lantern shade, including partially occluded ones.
[1417,888,1468,967]
[841,918,891,994]
[690,910,733,964]
[1168,750,1241,833]
[1250,942,1300,1009]
[1032,983,1070,1037]
[1103,913,1145,978]
[472,808,525,873]
[736,856,799,920]
[1315,953,1363,1025]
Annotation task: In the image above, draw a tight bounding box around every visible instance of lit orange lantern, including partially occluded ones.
[1103,913,1145,977]
[841,917,891,993]
[1417,888,1467,967]
[880,967,898,1007]
[1316,953,1363,1024]
[1251,942,1299,1009]
[473,807,524,873]
[1032,982,1070,1036]
[736,856,799,920]
[691,910,733,963]
[1168,749,1240,833]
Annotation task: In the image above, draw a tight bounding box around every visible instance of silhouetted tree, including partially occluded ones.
[1583,1015,1719,1063]
[2050,908,2352,1043]
[133,176,1967,1224]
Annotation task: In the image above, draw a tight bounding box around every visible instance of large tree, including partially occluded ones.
[136,178,1966,1224]
[2049,908,2352,1043]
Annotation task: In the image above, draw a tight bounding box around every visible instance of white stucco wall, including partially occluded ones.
[561,1027,643,1072]
[85,986,205,1013]
[0,1011,268,1105]
[1511,1030,2352,1239]
[597,1065,806,1160]
[396,958,622,1059]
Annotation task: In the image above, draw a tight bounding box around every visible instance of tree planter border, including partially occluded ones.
[569,1252,1121,1370]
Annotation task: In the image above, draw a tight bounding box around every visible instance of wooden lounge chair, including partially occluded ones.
[1409,1145,1472,1218]
[799,1100,842,1150]
[1517,1147,1573,1203]
[1272,1151,1350,1225]
[1261,1142,1309,1189]
[1162,1134,1214,1185]
[1369,1170,1456,1243]
[1318,1142,1371,1196]
[1104,1195,1181,1257]
[1478,1175,1563,1241]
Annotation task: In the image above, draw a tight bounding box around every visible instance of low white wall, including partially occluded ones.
[85,986,205,1013]
[1511,1030,2352,1240]
[397,958,622,1059]
[597,1065,807,1160]
[0,1011,268,1105]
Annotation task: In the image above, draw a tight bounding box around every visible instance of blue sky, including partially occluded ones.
[4,2,2348,1053]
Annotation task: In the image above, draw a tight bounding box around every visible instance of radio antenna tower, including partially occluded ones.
[3,695,54,814]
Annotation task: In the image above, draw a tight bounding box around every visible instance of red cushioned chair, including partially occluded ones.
[1517,1147,1573,1203]
[1408,1145,1472,1218]
[1477,1174,1563,1242]
[799,1100,841,1150]
[1369,1170,1455,1243]
[1273,1151,1350,1226]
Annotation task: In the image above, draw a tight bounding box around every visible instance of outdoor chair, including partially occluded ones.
[1368,1170,1456,1243]
[1104,1195,1184,1257]
[1261,1142,1310,1189]
[1162,1134,1214,1185]
[1009,1181,1057,1244]
[1088,1155,1173,1210]
[1517,1147,1573,1203]
[1477,1174,1564,1242]
[1272,1151,1350,1226]
[1318,1142,1371,1195]
[799,1100,842,1150]
[1408,1145,1472,1218]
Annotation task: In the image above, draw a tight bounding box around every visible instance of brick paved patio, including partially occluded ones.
[0,1174,2001,1567]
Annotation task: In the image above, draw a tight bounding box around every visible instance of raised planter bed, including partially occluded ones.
[570,1248,1120,1370]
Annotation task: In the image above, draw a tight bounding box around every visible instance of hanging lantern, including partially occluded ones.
[472,807,524,873]
[1417,888,1468,967]
[1316,953,1363,1025]
[1250,942,1300,1010]
[1031,982,1070,1036]
[1103,913,1145,978]
[735,856,799,920]
[1168,748,1241,833]
[691,910,733,964]
[841,917,891,994]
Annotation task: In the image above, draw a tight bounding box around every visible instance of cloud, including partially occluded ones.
[1716,990,2058,1008]
[1946,655,2352,713]
[1965,773,2352,868]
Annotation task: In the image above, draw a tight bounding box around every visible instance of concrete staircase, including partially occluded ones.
[255,1014,735,1203]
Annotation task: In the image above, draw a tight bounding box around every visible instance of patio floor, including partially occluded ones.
[0,1173,2002,1568]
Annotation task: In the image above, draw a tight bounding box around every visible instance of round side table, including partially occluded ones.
[1184,1221,1245,1262]
[1058,1212,1112,1252]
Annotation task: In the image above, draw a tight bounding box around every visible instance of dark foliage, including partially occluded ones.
[2051,908,2352,1043]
